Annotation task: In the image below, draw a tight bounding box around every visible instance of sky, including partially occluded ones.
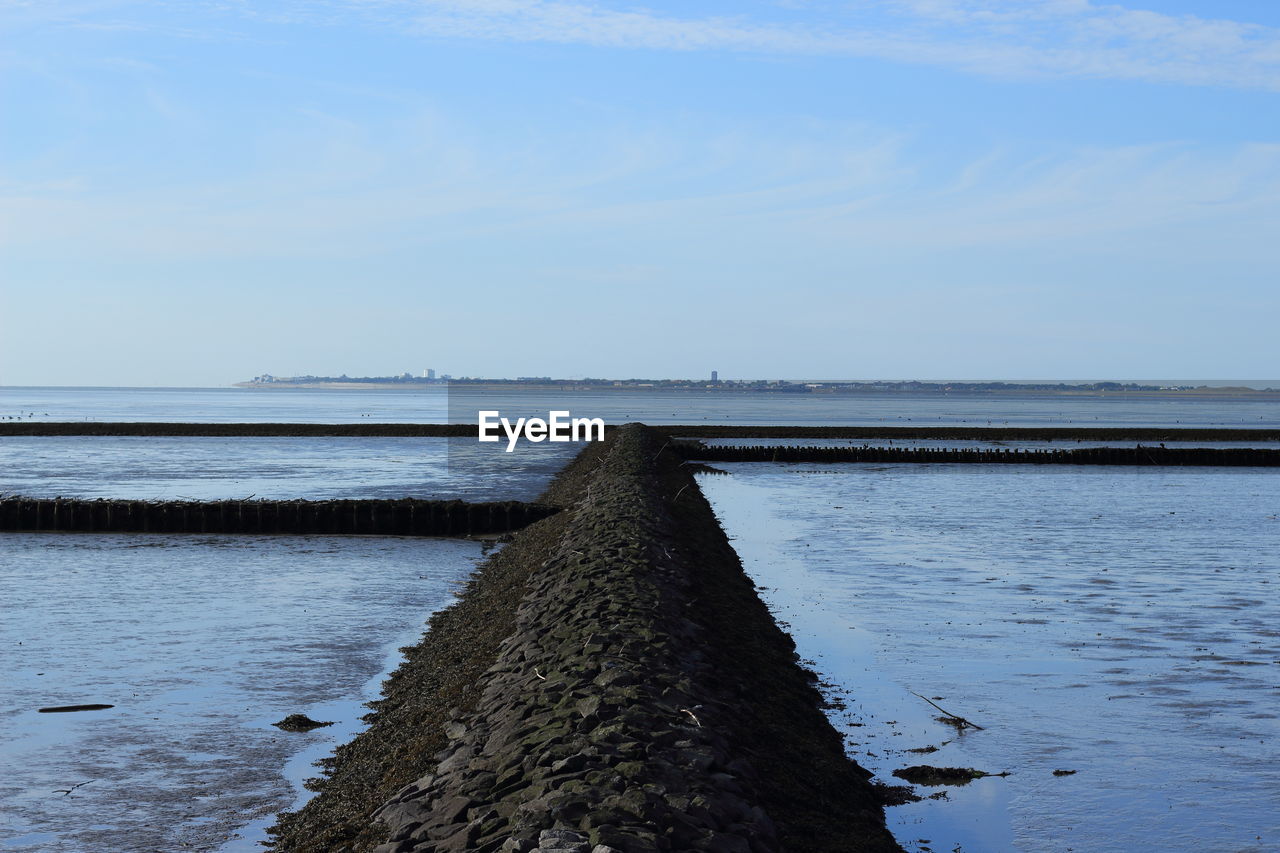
[2,0,1279,385]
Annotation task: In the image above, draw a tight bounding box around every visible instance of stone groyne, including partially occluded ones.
[0,422,479,437]
[0,498,557,537]
[682,443,1280,467]
[670,425,1280,442]
[267,425,901,853]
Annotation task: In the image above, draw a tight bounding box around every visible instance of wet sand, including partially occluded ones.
[699,462,1280,852]
[0,534,483,852]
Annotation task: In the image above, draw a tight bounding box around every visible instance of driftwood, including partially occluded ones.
[52,780,94,796]
[910,691,984,731]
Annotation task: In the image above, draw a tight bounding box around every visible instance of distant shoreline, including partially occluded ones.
[232,381,1280,397]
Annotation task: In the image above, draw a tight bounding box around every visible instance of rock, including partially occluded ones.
[538,827,591,851]
[272,713,334,732]
[892,765,1008,786]
[551,754,590,774]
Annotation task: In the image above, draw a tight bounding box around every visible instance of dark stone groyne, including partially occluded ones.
[681,443,1280,467]
[267,425,901,853]
[0,498,557,537]
[671,425,1280,442]
[0,422,479,437]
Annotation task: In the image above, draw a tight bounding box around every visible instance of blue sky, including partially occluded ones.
[2,0,1279,384]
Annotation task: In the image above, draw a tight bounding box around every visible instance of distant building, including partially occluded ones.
[711,370,719,383]
[424,368,436,379]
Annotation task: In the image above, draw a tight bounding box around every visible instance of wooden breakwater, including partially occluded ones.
[0,422,481,437]
[670,425,1280,442]
[679,443,1280,466]
[0,497,557,536]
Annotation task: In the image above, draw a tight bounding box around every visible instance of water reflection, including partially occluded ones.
[0,436,580,502]
[699,463,1280,853]
[0,533,482,852]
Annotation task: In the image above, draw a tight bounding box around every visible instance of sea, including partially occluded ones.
[4,383,1280,427]
[1,385,1277,852]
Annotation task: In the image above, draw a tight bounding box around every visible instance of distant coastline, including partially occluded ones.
[234,376,1280,395]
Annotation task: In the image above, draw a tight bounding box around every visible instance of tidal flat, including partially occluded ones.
[699,463,1280,852]
[0,533,483,852]
[0,435,579,502]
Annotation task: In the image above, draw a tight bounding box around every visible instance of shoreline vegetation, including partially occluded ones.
[235,376,1280,395]
[266,424,903,853]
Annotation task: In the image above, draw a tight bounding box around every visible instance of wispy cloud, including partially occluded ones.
[5,110,1278,263]
[8,1,1280,89]
[876,0,1280,86]
[311,0,1280,91]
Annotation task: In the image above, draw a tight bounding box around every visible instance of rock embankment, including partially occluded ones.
[269,424,900,853]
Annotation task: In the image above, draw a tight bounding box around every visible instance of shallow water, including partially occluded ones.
[0,533,483,852]
[0,386,451,424]
[698,464,1280,853]
[0,436,579,502]
[3,385,1278,428]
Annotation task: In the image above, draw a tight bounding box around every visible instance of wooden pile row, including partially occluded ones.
[0,497,558,536]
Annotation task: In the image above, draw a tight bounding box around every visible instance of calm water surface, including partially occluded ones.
[0,533,483,852]
[5,387,1279,853]
[3,386,1278,428]
[0,436,578,502]
[699,464,1280,853]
